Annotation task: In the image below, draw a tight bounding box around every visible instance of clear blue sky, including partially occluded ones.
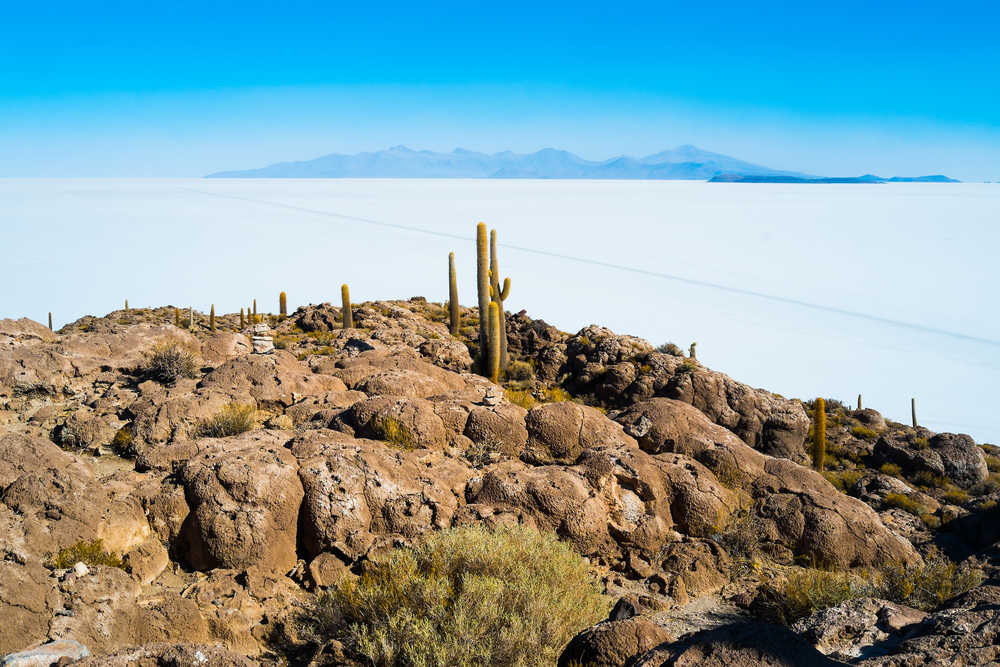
[2,1,999,179]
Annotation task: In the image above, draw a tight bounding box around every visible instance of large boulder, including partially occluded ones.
[342,396,448,449]
[292,431,472,562]
[559,610,673,667]
[522,402,631,465]
[873,432,988,489]
[178,431,303,573]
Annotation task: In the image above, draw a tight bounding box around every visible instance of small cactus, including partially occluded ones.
[911,398,917,428]
[341,284,353,329]
[487,302,501,383]
[210,304,216,331]
[48,312,52,331]
[240,308,245,329]
[812,398,826,472]
[448,252,459,335]
[476,223,490,374]
[689,342,697,360]
[279,291,287,317]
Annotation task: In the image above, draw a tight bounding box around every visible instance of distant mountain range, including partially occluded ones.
[205,145,957,182]
[205,145,811,180]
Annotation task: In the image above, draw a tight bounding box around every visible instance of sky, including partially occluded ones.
[1,1,999,179]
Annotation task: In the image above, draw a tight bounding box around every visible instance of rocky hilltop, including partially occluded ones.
[1,299,997,665]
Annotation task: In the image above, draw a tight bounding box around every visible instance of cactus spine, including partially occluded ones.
[812,397,826,472]
[48,312,52,331]
[476,223,491,374]
[341,284,353,329]
[689,342,697,360]
[240,308,245,329]
[488,229,510,370]
[210,304,216,331]
[448,252,460,335]
[911,398,917,428]
[487,302,501,383]
[279,292,287,318]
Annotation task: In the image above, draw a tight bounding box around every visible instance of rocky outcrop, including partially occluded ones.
[614,399,920,568]
[791,597,927,660]
[563,326,809,461]
[558,600,674,667]
[630,621,841,666]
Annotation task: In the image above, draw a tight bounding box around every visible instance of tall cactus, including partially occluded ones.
[341,284,353,329]
[476,223,490,373]
[911,398,918,428]
[279,291,287,318]
[812,397,826,472]
[488,229,511,370]
[210,304,216,331]
[174,307,180,327]
[448,252,460,335]
[124,299,129,319]
[252,299,257,321]
[689,342,697,360]
[188,307,194,329]
[48,312,53,331]
[240,308,245,329]
[857,394,863,410]
[487,302,501,383]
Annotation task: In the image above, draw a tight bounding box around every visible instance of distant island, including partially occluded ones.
[205,145,958,183]
[206,145,812,180]
[710,174,960,184]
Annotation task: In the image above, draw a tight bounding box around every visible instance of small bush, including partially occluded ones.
[851,426,878,440]
[985,453,1000,473]
[655,342,684,357]
[545,387,572,402]
[506,360,534,382]
[823,469,862,493]
[464,440,501,468]
[111,426,137,458]
[881,554,984,610]
[374,416,417,449]
[505,387,537,410]
[971,472,1000,496]
[779,569,874,624]
[195,403,257,438]
[913,471,950,489]
[298,525,608,666]
[884,492,924,515]
[942,487,970,505]
[144,342,199,385]
[48,539,124,570]
[715,510,766,560]
[880,463,903,477]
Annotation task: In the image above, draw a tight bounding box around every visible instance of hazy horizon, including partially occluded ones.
[5,177,998,443]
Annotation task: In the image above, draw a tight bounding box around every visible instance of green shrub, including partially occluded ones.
[506,360,534,382]
[144,342,199,385]
[655,342,684,357]
[504,387,537,410]
[985,453,1000,473]
[823,469,863,493]
[298,525,608,666]
[850,426,878,440]
[884,492,925,515]
[881,554,983,610]
[48,539,124,570]
[111,426,137,458]
[880,463,903,477]
[779,569,872,623]
[195,403,257,438]
[942,487,970,505]
[913,471,950,489]
[374,416,417,449]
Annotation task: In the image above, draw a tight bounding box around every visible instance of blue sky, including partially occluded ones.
[2,1,999,179]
